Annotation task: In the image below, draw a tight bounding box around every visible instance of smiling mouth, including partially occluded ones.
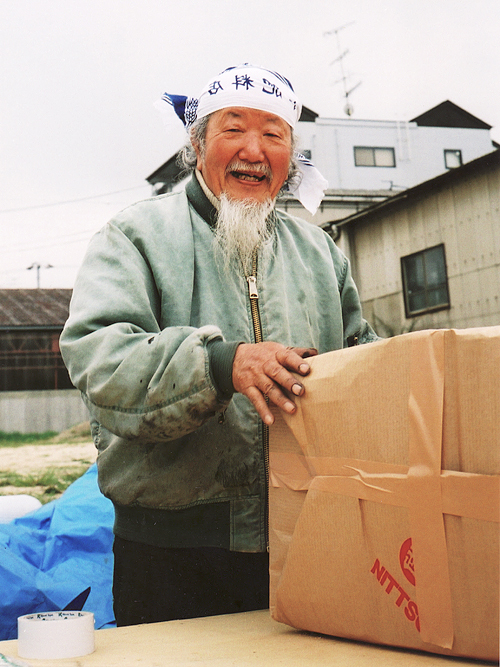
[227,161,272,184]
[230,171,267,183]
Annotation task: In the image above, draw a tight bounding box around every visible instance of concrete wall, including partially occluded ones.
[0,390,89,434]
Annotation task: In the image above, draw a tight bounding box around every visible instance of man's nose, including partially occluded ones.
[238,132,265,162]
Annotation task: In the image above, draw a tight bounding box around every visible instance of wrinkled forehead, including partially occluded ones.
[196,65,301,129]
[210,107,291,133]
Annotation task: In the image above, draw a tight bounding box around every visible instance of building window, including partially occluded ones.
[401,244,450,317]
[354,146,396,168]
[444,149,462,169]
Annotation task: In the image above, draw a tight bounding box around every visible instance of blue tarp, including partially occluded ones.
[0,464,115,640]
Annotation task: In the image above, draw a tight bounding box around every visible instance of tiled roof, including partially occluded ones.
[0,289,72,328]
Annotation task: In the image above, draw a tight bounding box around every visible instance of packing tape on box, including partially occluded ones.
[17,611,95,660]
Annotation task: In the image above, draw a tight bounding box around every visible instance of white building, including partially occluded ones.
[294,100,495,193]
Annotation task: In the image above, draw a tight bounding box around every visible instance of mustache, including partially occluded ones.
[226,160,273,179]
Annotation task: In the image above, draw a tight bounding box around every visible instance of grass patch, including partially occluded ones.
[0,423,92,448]
[0,431,58,447]
[0,466,90,503]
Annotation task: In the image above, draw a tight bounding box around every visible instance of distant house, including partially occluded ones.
[298,100,496,193]
[146,101,497,232]
[0,289,73,392]
[335,149,500,336]
[0,289,90,434]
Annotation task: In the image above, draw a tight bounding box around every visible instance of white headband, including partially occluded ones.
[192,65,301,129]
[157,64,328,214]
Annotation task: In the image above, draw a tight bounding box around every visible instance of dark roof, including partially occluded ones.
[147,153,185,188]
[411,100,492,130]
[299,106,318,122]
[0,289,72,329]
[338,148,500,228]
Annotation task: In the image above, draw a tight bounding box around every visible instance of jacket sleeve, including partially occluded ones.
[60,219,229,442]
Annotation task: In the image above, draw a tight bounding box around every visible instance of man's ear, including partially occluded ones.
[192,139,204,172]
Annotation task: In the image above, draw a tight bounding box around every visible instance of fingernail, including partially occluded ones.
[285,401,296,413]
[265,414,274,425]
[299,363,310,374]
[291,383,303,396]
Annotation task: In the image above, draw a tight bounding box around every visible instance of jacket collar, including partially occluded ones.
[185,172,218,229]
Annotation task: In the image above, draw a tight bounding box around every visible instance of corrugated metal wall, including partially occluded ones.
[351,160,500,336]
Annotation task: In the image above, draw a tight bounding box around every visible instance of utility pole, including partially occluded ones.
[27,262,53,288]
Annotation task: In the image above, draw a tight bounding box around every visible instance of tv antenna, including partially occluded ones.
[324,22,361,116]
[27,262,53,288]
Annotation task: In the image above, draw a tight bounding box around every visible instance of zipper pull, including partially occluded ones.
[247,275,259,299]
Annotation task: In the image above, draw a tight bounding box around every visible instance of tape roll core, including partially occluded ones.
[17,611,95,659]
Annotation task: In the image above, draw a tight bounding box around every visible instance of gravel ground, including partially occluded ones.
[0,436,96,500]
[0,441,96,475]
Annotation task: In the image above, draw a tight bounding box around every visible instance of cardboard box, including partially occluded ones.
[269,327,500,661]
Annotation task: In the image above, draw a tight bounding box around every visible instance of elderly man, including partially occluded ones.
[60,64,377,627]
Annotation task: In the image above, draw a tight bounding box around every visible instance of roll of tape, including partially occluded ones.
[17,611,95,660]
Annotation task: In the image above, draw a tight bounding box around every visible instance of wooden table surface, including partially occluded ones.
[0,610,495,667]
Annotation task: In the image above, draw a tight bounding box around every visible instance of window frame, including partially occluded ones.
[354,146,396,168]
[401,244,450,318]
[444,149,463,170]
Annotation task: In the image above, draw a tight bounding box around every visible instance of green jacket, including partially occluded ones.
[60,176,377,552]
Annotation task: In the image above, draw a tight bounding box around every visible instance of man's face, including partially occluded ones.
[195,107,292,203]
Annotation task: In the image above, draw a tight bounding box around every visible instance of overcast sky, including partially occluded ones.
[1,0,499,288]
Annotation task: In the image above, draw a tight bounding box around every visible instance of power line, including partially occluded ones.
[0,184,150,214]
[0,263,78,276]
[1,228,98,252]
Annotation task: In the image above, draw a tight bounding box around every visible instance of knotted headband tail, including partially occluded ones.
[290,154,330,215]
[160,93,188,125]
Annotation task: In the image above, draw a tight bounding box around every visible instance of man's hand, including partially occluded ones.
[232,342,317,425]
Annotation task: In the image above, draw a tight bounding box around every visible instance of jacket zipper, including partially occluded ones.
[246,252,270,551]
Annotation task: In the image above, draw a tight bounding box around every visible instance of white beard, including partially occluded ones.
[214,194,275,275]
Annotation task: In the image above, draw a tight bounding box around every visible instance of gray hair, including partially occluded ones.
[178,115,211,172]
[177,114,301,192]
